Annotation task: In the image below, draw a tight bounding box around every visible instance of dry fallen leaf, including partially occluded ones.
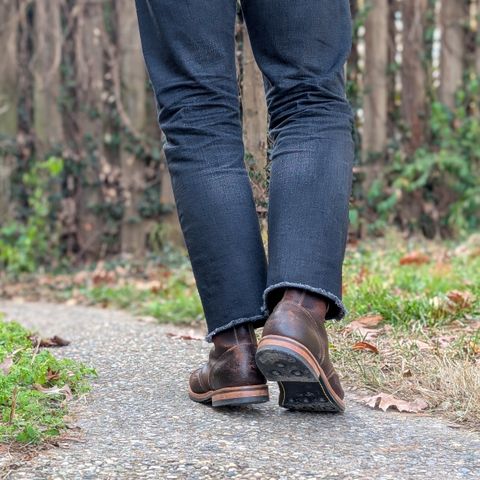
[46,369,61,382]
[30,335,71,348]
[343,323,382,341]
[356,314,384,327]
[33,384,73,401]
[399,251,430,266]
[446,290,474,309]
[362,393,428,413]
[344,315,384,341]
[92,269,116,286]
[0,356,13,375]
[166,333,203,341]
[429,290,474,315]
[352,341,379,354]
[133,280,163,293]
[468,341,480,355]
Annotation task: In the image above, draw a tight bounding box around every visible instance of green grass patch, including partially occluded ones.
[0,316,95,444]
[83,267,204,325]
[342,231,480,330]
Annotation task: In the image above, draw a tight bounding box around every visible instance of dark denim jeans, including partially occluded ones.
[135,0,355,341]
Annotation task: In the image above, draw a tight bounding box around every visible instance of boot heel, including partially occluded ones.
[211,385,269,407]
[256,335,345,412]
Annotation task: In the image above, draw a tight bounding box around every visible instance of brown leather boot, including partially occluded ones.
[256,287,345,412]
[188,324,269,407]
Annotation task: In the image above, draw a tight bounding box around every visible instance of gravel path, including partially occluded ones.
[0,301,479,480]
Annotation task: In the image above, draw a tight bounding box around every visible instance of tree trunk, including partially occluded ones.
[387,0,399,140]
[439,0,468,109]
[348,0,359,74]
[241,25,268,170]
[0,0,18,223]
[363,0,389,159]
[116,0,147,257]
[401,0,428,155]
[33,0,63,155]
[476,0,480,78]
[75,0,105,257]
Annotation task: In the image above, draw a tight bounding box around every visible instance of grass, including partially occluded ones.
[342,229,480,329]
[82,265,204,324]
[0,315,95,443]
[332,230,480,428]
[330,324,480,426]
[1,229,479,428]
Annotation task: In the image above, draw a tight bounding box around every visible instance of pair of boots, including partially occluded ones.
[188,287,345,412]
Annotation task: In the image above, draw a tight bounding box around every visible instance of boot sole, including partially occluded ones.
[188,384,269,407]
[256,335,345,413]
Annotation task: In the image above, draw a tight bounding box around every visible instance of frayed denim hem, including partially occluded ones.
[204,313,267,343]
[260,282,348,321]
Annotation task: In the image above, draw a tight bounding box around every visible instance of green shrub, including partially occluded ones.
[0,157,64,274]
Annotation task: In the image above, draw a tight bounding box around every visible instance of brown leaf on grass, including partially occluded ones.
[33,384,73,401]
[92,269,116,286]
[29,335,71,348]
[399,251,430,266]
[430,291,474,316]
[352,341,379,354]
[352,314,384,327]
[46,369,61,382]
[133,280,163,293]
[344,315,384,341]
[446,290,474,309]
[0,356,13,375]
[343,323,382,341]
[362,393,428,413]
[468,341,480,355]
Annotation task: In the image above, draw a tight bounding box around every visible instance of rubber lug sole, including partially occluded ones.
[255,335,345,413]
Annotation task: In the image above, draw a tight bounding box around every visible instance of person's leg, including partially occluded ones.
[241,0,354,320]
[134,0,269,406]
[135,0,268,341]
[241,0,354,412]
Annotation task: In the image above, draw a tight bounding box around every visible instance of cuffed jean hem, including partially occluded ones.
[204,313,267,343]
[260,282,348,322]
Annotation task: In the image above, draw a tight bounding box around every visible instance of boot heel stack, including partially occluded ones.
[211,384,269,407]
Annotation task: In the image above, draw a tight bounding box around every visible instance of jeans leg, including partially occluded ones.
[135,0,268,341]
[241,0,355,320]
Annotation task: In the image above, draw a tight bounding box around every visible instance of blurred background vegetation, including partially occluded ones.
[0,0,479,275]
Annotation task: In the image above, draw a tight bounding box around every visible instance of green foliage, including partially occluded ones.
[0,316,95,443]
[0,157,64,275]
[365,78,480,237]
